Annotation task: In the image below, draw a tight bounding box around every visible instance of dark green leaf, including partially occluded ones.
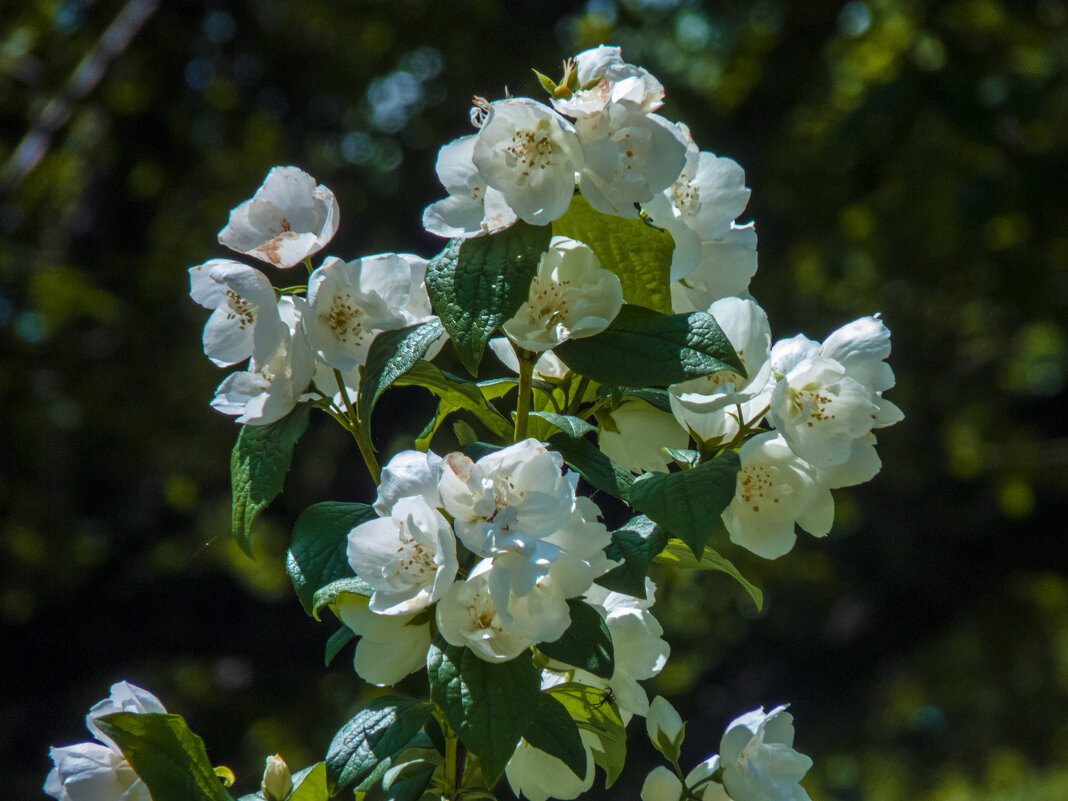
[396,361,512,445]
[325,626,356,666]
[545,683,627,788]
[547,433,633,501]
[654,539,763,611]
[522,694,587,779]
[629,450,741,557]
[427,640,540,783]
[529,411,597,439]
[555,305,744,388]
[383,760,439,801]
[597,386,672,414]
[286,502,377,616]
[552,195,674,313]
[357,320,446,445]
[312,578,374,620]
[425,222,553,375]
[596,515,668,598]
[537,599,614,679]
[94,713,233,801]
[230,405,310,556]
[325,697,432,794]
[663,448,700,468]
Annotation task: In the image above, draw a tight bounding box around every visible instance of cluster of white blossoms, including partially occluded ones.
[189,166,439,424]
[44,682,165,801]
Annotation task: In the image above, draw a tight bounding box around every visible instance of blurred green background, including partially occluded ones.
[3,0,1067,798]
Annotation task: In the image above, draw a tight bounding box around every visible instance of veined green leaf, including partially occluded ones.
[522,694,587,779]
[555,305,744,388]
[325,697,432,794]
[396,361,512,448]
[552,195,673,313]
[545,683,626,788]
[286,502,377,616]
[655,539,763,611]
[629,449,741,557]
[230,405,310,556]
[425,223,552,375]
[94,713,233,801]
[536,599,613,678]
[529,411,597,439]
[546,433,633,501]
[595,515,668,598]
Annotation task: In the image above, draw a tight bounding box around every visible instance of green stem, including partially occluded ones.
[566,375,590,416]
[332,369,381,484]
[514,349,535,442]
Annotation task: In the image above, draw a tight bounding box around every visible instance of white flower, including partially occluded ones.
[505,729,599,801]
[45,682,165,801]
[347,495,458,615]
[335,593,431,686]
[721,432,833,560]
[44,742,148,801]
[472,99,583,226]
[598,399,690,474]
[646,695,685,756]
[488,337,571,381]
[644,132,751,282]
[211,296,315,425]
[501,236,623,352]
[669,297,774,444]
[641,766,683,801]
[218,166,339,268]
[373,450,445,516]
[718,706,813,801]
[575,109,689,218]
[423,135,519,238]
[188,259,285,367]
[438,439,575,558]
[435,560,535,662]
[552,46,665,119]
[304,253,435,371]
[86,682,167,751]
[670,223,759,313]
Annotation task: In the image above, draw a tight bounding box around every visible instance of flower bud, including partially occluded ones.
[261,754,292,801]
[641,766,683,801]
[646,695,685,762]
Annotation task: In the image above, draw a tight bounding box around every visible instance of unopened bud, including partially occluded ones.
[647,695,686,762]
[261,754,292,801]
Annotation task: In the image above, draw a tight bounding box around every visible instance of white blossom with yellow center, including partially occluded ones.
[718,706,813,801]
[189,258,285,367]
[502,236,623,352]
[423,134,518,238]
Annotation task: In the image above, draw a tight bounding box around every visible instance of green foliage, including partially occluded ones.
[357,320,446,445]
[427,641,541,783]
[425,223,553,375]
[547,433,634,501]
[546,683,627,788]
[597,515,668,598]
[230,406,311,556]
[324,626,356,666]
[286,502,377,617]
[288,763,328,801]
[324,697,432,794]
[94,712,233,801]
[555,305,744,387]
[655,539,764,611]
[629,450,741,557]
[396,361,513,448]
[536,599,614,679]
[522,694,588,779]
[552,195,674,313]
[529,411,597,439]
[379,759,439,801]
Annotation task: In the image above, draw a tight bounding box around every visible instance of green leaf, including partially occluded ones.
[230,405,311,556]
[396,361,512,446]
[325,626,356,666]
[663,448,700,468]
[529,411,596,439]
[552,195,674,313]
[427,640,541,783]
[94,712,233,801]
[425,222,553,375]
[595,515,668,597]
[325,697,432,794]
[545,683,627,788]
[546,433,633,501]
[289,762,328,801]
[312,578,374,620]
[382,760,439,801]
[629,449,741,557]
[522,694,587,779]
[597,385,672,414]
[555,305,744,388]
[357,320,446,445]
[537,599,614,678]
[655,539,764,611]
[286,502,377,616]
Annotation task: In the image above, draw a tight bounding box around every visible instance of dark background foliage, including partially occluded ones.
[3,0,1067,798]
